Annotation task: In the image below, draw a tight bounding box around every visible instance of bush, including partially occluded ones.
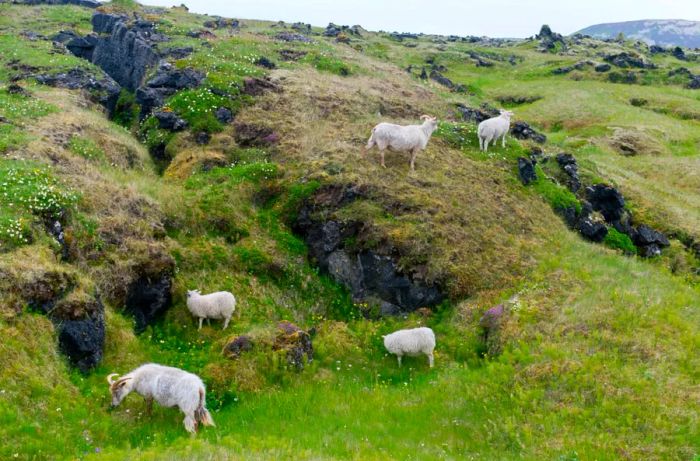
[604,227,637,254]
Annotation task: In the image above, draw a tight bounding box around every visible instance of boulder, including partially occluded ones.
[672,46,687,61]
[65,34,98,61]
[223,335,253,358]
[517,157,537,185]
[688,77,700,90]
[594,63,611,73]
[634,225,670,247]
[57,298,105,373]
[214,107,233,124]
[273,321,313,370]
[34,67,121,115]
[455,103,498,123]
[255,56,276,69]
[578,218,608,242]
[153,111,188,131]
[279,49,307,61]
[510,121,547,143]
[586,184,625,222]
[536,24,566,52]
[603,52,655,69]
[124,273,172,333]
[429,70,466,92]
[556,153,580,192]
[275,32,313,43]
[51,29,81,43]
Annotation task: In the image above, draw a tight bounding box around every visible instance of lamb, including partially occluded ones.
[186,289,236,330]
[383,326,436,367]
[107,363,215,433]
[365,115,438,171]
[477,110,514,152]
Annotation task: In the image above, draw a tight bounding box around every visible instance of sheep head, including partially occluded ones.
[420,114,438,131]
[107,373,133,407]
[186,289,201,298]
[499,110,514,120]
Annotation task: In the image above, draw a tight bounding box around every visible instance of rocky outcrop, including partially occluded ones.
[455,103,498,123]
[429,70,466,92]
[556,153,580,192]
[234,122,279,147]
[135,62,204,117]
[603,52,656,69]
[123,253,175,333]
[275,32,313,43]
[586,184,625,222]
[34,67,120,115]
[517,157,537,185]
[510,121,547,143]
[224,335,253,358]
[14,0,99,7]
[536,25,566,52]
[634,225,670,257]
[153,110,188,131]
[56,296,105,372]
[273,321,313,370]
[293,184,444,315]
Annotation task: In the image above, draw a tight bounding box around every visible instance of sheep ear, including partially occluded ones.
[420,115,431,121]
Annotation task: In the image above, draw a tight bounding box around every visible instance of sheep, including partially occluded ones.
[186,289,236,330]
[107,363,215,433]
[477,110,514,152]
[383,326,436,367]
[365,115,438,171]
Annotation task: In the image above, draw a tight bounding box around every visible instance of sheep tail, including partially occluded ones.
[195,388,215,427]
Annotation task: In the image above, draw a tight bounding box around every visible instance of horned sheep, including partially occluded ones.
[478,110,514,152]
[107,363,215,433]
[186,289,236,330]
[383,326,436,367]
[365,115,438,171]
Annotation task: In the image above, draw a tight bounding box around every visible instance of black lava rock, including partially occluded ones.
[124,273,172,333]
[255,56,276,69]
[517,157,537,185]
[578,218,608,242]
[224,335,253,358]
[603,52,655,69]
[586,184,625,222]
[34,67,121,115]
[58,302,105,373]
[510,121,547,143]
[594,63,611,73]
[215,107,233,124]
[455,103,498,123]
[556,153,581,192]
[153,111,188,131]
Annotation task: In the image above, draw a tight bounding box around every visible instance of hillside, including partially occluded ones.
[0,2,698,460]
[577,19,700,48]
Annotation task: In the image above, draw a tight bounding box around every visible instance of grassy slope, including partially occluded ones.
[0,3,698,460]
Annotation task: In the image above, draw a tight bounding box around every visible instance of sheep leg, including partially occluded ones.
[397,355,402,367]
[198,317,203,330]
[479,136,484,151]
[483,137,489,153]
[223,316,230,330]
[207,318,211,326]
[183,413,197,433]
[427,353,434,368]
[145,397,153,416]
[380,149,386,168]
[409,148,418,172]
[502,133,507,148]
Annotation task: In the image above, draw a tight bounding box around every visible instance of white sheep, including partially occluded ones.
[478,110,514,152]
[383,326,436,367]
[186,289,236,330]
[365,115,438,171]
[107,363,215,433]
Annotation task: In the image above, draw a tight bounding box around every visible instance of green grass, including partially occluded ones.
[1,3,699,460]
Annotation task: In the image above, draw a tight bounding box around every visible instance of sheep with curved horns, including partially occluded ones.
[107,363,215,433]
[383,327,436,367]
[478,110,514,152]
[365,115,438,171]
[186,289,236,330]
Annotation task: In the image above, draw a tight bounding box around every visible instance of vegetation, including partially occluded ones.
[0,1,698,460]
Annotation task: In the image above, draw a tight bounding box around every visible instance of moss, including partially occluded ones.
[604,227,637,254]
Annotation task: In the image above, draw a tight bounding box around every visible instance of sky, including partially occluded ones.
[141,0,700,38]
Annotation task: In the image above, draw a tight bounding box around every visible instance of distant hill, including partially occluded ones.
[577,19,700,48]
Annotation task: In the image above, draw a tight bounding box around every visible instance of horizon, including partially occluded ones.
[140,0,700,38]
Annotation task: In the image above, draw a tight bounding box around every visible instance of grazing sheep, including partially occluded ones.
[478,110,513,152]
[365,115,438,171]
[186,289,236,330]
[107,363,215,433]
[383,327,436,367]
